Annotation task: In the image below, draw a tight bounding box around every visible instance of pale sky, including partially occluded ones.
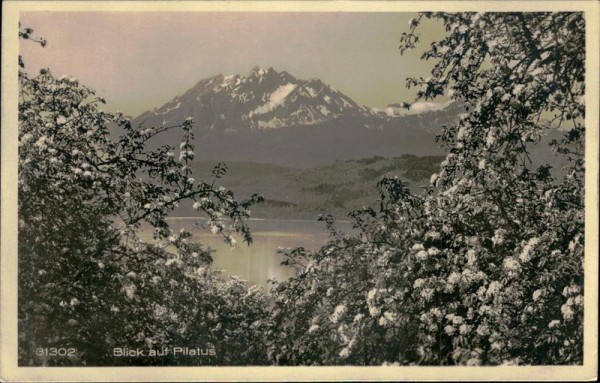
[20,12,445,117]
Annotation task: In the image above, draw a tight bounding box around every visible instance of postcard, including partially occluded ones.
[1,1,598,381]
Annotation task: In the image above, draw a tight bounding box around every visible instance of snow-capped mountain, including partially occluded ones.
[371,100,455,118]
[136,66,370,131]
[133,67,464,167]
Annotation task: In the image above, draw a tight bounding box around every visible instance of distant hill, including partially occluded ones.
[174,155,445,220]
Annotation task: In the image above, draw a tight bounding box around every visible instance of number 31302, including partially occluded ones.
[36,348,77,357]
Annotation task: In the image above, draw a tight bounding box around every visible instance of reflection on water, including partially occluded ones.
[159,218,354,287]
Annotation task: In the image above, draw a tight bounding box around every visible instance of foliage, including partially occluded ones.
[268,12,585,365]
[18,27,268,366]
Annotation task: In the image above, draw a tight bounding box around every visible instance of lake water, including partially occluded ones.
[158,218,355,287]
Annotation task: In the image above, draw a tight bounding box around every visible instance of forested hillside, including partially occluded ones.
[174,155,444,219]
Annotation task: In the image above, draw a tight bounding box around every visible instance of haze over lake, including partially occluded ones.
[139,218,354,286]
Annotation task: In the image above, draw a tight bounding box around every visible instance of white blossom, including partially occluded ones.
[503,257,519,271]
[457,126,468,140]
[487,281,502,296]
[561,303,574,321]
[378,316,389,327]
[492,229,507,246]
[466,249,477,265]
[411,243,424,251]
[369,306,381,317]
[413,278,425,289]
[430,173,438,185]
[227,236,237,247]
[329,304,346,323]
[124,284,136,300]
[476,324,490,336]
[447,272,461,285]
[21,133,33,144]
[420,288,434,301]
[367,288,378,301]
[467,358,481,366]
[339,347,351,358]
[512,84,525,96]
[519,237,540,263]
[485,130,496,146]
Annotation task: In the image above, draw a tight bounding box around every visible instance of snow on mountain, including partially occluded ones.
[371,100,455,118]
[409,100,454,114]
[250,84,297,116]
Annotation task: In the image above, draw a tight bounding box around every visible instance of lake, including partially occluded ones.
[158,218,355,287]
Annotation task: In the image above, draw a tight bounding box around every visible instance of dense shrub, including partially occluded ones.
[18,28,267,366]
[268,12,585,365]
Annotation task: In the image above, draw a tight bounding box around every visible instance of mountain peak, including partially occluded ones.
[250,66,275,77]
[137,67,373,131]
[131,67,454,167]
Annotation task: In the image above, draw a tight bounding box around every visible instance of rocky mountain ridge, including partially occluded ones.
[132,67,462,167]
